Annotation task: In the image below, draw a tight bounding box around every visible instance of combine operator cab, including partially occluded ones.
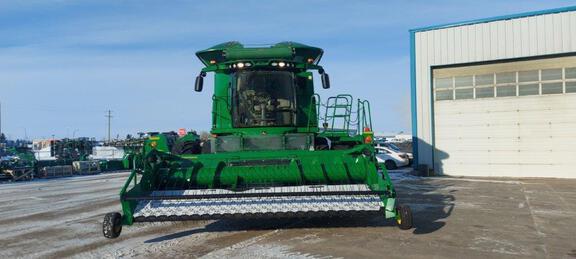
[103,42,412,239]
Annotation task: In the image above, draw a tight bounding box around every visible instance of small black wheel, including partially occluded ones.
[385,160,397,170]
[396,204,413,230]
[103,212,122,239]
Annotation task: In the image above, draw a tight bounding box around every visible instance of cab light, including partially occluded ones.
[209,60,217,64]
[307,58,314,63]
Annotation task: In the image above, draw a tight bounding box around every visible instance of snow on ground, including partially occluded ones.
[386,167,420,182]
[2,168,575,258]
[0,168,421,258]
[0,172,219,258]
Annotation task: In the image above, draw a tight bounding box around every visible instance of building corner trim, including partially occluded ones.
[409,31,418,168]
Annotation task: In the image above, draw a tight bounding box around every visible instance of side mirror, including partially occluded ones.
[195,72,205,92]
[321,72,330,89]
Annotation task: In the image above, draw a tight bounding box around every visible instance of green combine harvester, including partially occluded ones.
[103,42,413,238]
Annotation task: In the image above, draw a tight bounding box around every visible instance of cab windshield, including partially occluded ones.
[233,71,296,127]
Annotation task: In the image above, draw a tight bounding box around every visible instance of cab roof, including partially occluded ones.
[195,41,324,66]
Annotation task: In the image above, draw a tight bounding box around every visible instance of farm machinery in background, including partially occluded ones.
[31,138,97,178]
[0,137,133,181]
[0,142,36,181]
[102,42,413,238]
[102,132,194,171]
[93,135,148,172]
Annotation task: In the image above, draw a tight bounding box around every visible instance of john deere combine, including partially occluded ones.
[103,42,412,238]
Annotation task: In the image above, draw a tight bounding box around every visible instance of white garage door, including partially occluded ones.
[433,56,576,178]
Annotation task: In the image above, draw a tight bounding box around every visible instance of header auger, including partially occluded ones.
[103,42,413,239]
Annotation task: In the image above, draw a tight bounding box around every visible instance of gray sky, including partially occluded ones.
[0,0,573,140]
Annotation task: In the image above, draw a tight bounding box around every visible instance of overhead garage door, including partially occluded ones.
[433,56,576,178]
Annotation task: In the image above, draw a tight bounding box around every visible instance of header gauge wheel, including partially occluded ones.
[103,212,122,239]
[396,204,413,230]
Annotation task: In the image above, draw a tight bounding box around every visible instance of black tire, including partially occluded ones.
[172,140,202,155]
[314,137,330,150]
[103,212,122,239]
[396,204,413,230]
[384,160,397,170]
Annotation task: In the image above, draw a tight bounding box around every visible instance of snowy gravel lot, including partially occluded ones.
[1,169,575,258]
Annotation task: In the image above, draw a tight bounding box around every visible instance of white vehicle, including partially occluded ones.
[375,146,410,170]
[376,142,413,161]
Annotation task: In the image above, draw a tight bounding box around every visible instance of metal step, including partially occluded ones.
[132,184,384,220]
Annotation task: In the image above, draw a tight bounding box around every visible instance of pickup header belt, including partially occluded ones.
[131,184,386,220]
[123,190,388,201]
[133,209,384,222]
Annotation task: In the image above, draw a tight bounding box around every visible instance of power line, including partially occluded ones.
[0,101,3,137]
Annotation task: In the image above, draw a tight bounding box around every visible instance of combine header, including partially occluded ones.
[103,42,413,238]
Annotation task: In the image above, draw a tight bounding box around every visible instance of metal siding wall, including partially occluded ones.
[414,11,576,170]
[454,27,462,62]
[561,13,573,50]
[415,31,432,166]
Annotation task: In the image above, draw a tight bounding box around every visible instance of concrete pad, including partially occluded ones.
[1,170,575,258]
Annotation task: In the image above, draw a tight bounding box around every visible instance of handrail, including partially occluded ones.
[307,94,321,132]
[312,95,373,137]
[356,99,373,134]
[211,95,218,129]
[324,94,353,135]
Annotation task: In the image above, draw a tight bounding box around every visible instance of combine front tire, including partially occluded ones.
[396,205,413,230]
[103,212,122,239]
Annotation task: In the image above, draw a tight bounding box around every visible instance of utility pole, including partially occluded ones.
[105,110,113,143]
[0,101,3,137]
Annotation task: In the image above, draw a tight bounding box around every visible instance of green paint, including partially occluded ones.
[119,42,399,225]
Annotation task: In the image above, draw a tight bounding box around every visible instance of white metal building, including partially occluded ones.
[411,6,576,178]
